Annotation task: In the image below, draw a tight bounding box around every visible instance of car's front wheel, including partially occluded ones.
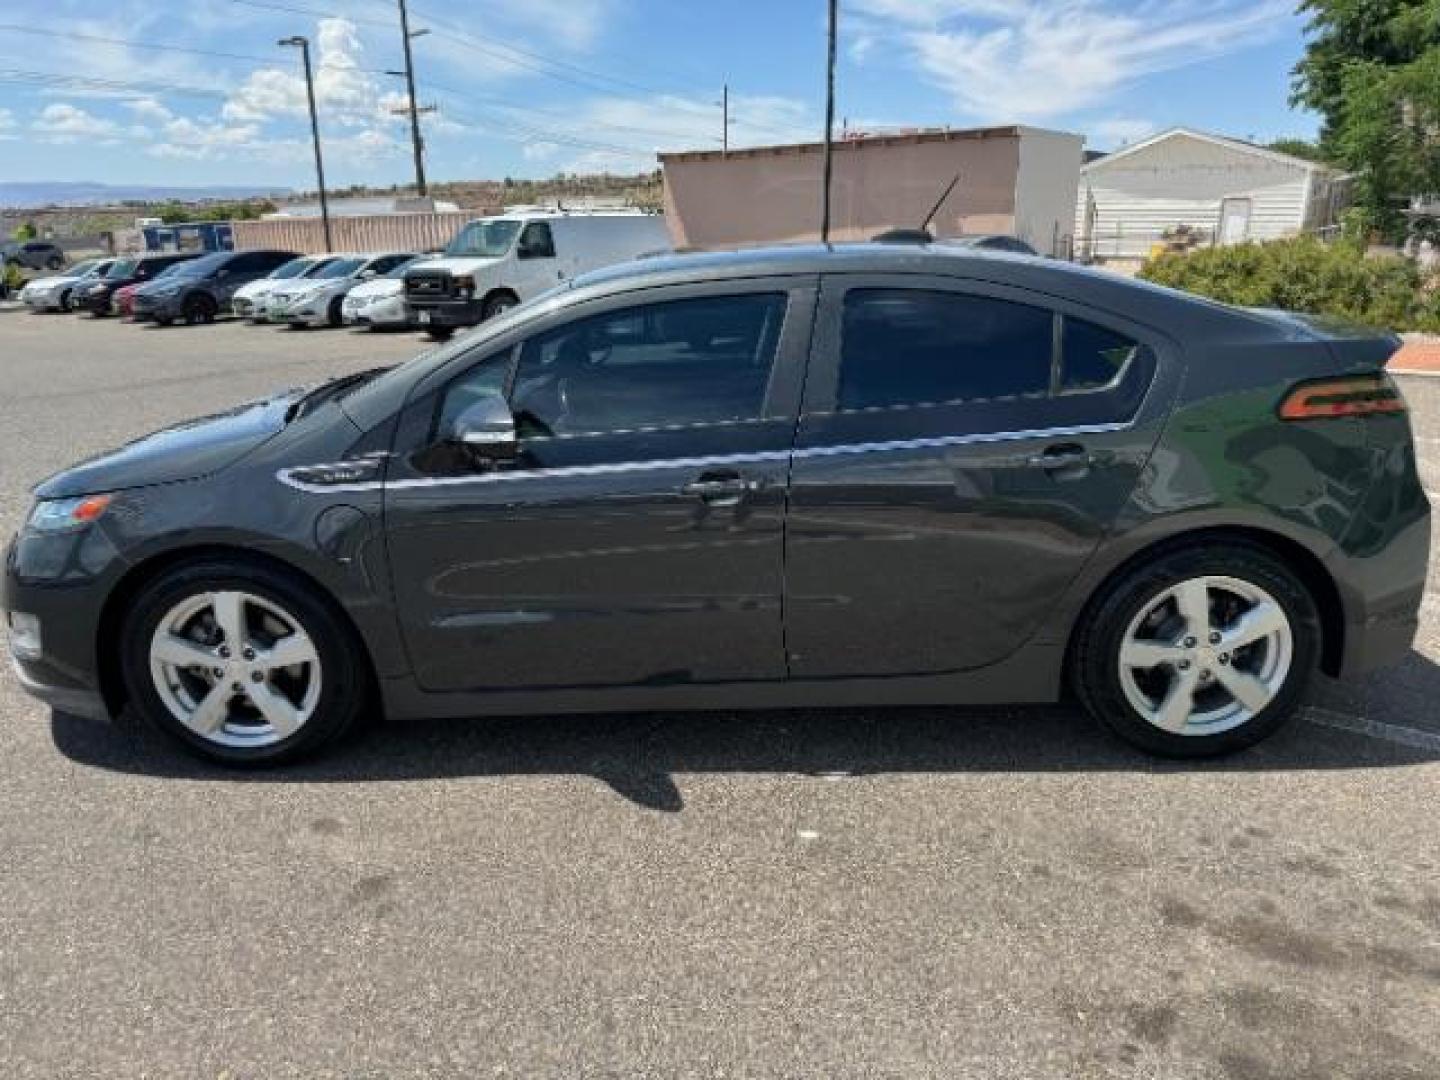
[1071,542,1320,757]
[120,559,367,764]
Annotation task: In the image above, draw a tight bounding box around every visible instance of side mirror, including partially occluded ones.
[450,392,517,460]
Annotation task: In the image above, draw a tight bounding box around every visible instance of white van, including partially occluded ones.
[402,210,671,340]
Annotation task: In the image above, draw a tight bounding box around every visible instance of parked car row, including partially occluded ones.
[15,211,675,340]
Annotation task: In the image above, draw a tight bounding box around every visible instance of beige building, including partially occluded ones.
[659,126,1084,256]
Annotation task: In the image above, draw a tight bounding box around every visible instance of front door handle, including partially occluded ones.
[1026,444,1093,471]
[682,471,760,505]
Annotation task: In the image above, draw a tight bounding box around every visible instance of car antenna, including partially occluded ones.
[872,172,961,244]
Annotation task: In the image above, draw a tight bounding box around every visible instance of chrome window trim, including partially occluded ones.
[276,421,1132,495]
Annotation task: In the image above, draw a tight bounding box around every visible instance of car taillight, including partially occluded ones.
[1278,375,1407,420]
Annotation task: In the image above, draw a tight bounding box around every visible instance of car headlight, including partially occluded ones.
[27,494,113,533]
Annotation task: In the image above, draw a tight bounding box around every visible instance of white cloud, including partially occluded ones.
[33,103,119,142]
[223,18,390,127]
[0,108,15,140]
[1090,117,1157,149]
[533,92,815,175]
[851,0,1294,122]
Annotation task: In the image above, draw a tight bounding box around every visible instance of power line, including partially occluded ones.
[228,0,801,140]
[0,22,393,74]
[0,68,230,101]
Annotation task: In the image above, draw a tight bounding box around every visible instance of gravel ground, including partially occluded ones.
[0,308,1437,1079]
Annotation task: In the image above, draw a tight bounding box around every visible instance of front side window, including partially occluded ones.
[502,293,787,438]
[839,289,1053,411]
[517,223,555,259]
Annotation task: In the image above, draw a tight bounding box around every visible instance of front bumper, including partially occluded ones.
[406,298,483,329]
[22,291,61,311]
[133,294,183,321]
[10,655,109,721]
[343,295,406,326]
[4,527,126,723]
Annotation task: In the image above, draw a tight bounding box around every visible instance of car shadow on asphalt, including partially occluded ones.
[49,657,1440,813]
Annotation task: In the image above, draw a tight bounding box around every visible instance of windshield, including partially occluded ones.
[444,219,522,258]
[106,259,139,278]
[301,257,339,277]
[314,257,365,279]
[384,256,420,279]
[270,257,311,280]
[169,253,228,278]
[66,259,99,276]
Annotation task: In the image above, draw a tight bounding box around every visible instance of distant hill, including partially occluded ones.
[0,181,293,209]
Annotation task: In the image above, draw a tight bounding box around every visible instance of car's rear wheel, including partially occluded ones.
[183,293,217,325]
[1071,542,1320,757]
[327,295,344,327]
[120,560,367,764]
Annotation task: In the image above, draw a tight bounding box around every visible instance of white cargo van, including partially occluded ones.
[403,210,671,340]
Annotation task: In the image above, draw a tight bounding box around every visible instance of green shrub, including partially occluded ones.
[1138,236,1430,330]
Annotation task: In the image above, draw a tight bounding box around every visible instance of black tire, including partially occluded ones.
[46,256,64,271]
[183,293,217,325]
[327,295,344,328]
[58,289,73,313]
[119,558,369,765]
[482,292,518,320]
[1070,540,1321,758]
[423,326,454,342]
[154,317,173,327]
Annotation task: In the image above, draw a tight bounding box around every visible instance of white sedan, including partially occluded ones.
[231,254,338,322]
[19,258,115,312]
[269,252,419,328]
[340,256,424,329]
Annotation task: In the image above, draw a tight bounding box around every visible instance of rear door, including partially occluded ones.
[785,274,1168,678]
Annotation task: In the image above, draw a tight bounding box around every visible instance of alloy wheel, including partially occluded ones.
[148,590,322,749]
[1117,575,1293,737]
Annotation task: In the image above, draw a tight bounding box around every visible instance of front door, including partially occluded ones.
[784,276,1167,679]
[1219,198,1252,245]
[384,278,814,693]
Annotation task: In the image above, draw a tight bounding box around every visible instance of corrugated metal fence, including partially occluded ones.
[231,210,496,254]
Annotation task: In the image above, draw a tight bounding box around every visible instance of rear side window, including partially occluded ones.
[837,288,1149,416]
[1063,317,1141,392]
[839,289,1053,411]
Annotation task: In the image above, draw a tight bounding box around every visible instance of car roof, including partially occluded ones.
[568,242,1255,336]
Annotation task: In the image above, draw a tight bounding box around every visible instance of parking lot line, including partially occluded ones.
[1302,705,1440,752]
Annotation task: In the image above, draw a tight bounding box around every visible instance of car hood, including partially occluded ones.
[347,278,403,300]
[406,256,504,276]
[33,391,301,500]
[24,273,81,291]
[236,278,291,299]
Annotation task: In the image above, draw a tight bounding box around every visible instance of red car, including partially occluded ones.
[114,283,140,320]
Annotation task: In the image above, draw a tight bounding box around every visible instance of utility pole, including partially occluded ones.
[279,35,332,251]
[395,0,428,195]
[722,83,729,156]
[820,0,838,243]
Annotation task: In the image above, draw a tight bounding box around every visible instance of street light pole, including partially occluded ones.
[279,35,332,251]
[820,0,838,244]
[396,0,428,196]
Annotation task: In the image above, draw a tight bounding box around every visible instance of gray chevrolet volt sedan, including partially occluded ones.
[4,245,1431,764]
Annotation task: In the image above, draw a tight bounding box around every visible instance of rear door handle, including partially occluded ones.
[1026,444,1093,471]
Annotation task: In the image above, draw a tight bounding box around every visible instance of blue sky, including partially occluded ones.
[0,0,1319,189]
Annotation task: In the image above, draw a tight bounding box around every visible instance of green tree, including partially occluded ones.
[1292,0,1440,237]
[11,220,37,241]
